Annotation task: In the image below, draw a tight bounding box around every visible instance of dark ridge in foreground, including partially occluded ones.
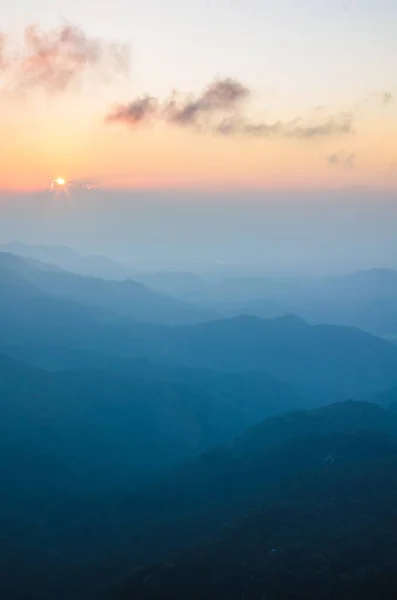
[114,433,397,600]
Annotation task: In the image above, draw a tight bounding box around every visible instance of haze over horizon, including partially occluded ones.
[0,188,396,274]
[0,1,396,274]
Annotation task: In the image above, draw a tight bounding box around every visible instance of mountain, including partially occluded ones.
[157,315,397,397]
[0,242,132,280]
[65,403,397,574]
[0,355,274,495]
[67,254,132,280]
[2,253,397,398]
[101,402,397,564]
[0,356,304,600]
[178,269,397,337]
[0,349,313,505]
[0,241,81,266]
[0,252,218,325]
[2,397,397,599]
[6,244,397,336]
[3,400,396,600]
[116,432,397,600]
[131,271,205,298]
[73,401,397,600]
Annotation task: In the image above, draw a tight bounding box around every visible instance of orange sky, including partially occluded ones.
[1,109,395,193]
[0,44,396,193]
[0,2,396,193]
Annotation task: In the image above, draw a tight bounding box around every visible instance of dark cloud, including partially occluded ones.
[107,96,158,126]
[107,77,354,141]
[107,78,250,131]
[327,151,356,168]
[164,78,250,127]
[0,24,129,93]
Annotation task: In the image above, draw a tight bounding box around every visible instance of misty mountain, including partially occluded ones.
[5,243,397,335]
[166,269,397,336]
[0,350,312,497]
[131,270,205,298]
[2,256,397,399]
[157,315,397,397]
[0,242,81,267]
[0,242,133,280]
[0,252,218,325]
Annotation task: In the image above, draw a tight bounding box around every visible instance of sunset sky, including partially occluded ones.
[0,0,396,192]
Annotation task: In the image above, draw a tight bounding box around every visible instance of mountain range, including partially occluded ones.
[2,251,397,401]
[2,244,397,598]
[4,242,397,336]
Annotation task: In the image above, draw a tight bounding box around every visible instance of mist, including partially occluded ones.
[1,187,396,275]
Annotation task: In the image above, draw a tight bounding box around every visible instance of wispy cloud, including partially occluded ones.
[216,113,353,139]
[327,151,356,168]
[107,77,354,141]
[0,23,129,94]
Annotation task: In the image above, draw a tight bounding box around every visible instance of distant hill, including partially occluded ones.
[5,244,397,335]
[131,271,205,298]
[1,256,397,398]
[175,269,397,337]
[0,252,218,325]
[0,349,312,500]
[157,315,397,396]
[0,241,81,266]
[0,242,132,280]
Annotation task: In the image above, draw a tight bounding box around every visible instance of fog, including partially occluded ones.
[1,187,396,275]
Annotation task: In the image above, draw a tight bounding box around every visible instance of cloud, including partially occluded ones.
[327,151,356,168]
[107,95,158,126]
[107,78,250,131]
[216,112,353,139]
[285,114,353,139]
[107,77,354,141]
[163,78,250,127]
[0,23,129,93]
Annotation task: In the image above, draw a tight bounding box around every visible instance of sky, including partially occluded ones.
[0,0,396,191]
[0,0,396,270]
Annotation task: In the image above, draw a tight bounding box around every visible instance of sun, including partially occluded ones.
[55,177,66,186]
